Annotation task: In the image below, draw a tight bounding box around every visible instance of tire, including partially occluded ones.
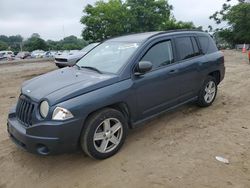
[56,64,64,68]
[80,108,128,159]
[197,76,217,107]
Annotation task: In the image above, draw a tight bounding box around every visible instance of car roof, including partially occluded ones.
[107,32,161,42]
[107,29,206,43]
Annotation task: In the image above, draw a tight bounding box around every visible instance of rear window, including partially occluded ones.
[198,36,218,54]
[175,37,198,61]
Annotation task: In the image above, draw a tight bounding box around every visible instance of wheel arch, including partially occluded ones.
[81,102,132,132]
[208,70,221,85]
[78,102,132,147]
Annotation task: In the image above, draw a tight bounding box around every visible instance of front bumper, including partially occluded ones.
[7,110,83,155]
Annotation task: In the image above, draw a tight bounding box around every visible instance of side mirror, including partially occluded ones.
[135,61,153,76]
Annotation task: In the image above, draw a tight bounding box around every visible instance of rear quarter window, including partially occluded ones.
[198,36,218,54]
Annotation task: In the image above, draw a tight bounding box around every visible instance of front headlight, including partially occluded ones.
[40,101,49,118]
[52,107,74,120]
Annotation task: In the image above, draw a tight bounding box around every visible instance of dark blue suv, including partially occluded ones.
[7,30,225,159]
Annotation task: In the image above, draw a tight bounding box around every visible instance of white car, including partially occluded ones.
[54,43,99,68]
[0,51,15,61]
[31,50,45,58]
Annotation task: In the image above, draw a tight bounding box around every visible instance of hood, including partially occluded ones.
[21,67,119,105]
[55,51,86,61]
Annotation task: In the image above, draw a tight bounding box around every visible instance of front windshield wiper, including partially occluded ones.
[80,66,103,74]
[74,64,81,70]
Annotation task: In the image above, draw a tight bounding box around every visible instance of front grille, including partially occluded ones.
[55,58,68,62]
[16,95,35,127]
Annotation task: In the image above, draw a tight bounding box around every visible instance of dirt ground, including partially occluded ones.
[0,50,250,188]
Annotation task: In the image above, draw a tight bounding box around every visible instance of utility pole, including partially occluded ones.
[63,25,65,39]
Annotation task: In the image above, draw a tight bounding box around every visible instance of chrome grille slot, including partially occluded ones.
[16,95,35,127]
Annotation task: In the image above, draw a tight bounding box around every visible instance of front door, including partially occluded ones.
[133,40,182,120]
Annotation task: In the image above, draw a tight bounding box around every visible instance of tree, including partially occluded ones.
[0,33,88,52]
[46,36,88,50]
[210,0,250,45]
[126,0,173,32]
[81,0,131,41]
[0,35,23,51]
[31,33,41,38]
[0,35,10,43]
[60,35,88,50]
[8,35,23,51]
[23,35,48,51]
[81,0,198,41]
[0,41,8,50]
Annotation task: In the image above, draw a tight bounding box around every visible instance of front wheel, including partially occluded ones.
[197,76,217,107]
[80,108,128,159]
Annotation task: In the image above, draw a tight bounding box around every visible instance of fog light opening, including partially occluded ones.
[36,144,50,155]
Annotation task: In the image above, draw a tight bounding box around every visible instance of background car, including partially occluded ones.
[54,43,99,68]
[15,51,31,59]
[31,50,45,58]
[0,51,15,61]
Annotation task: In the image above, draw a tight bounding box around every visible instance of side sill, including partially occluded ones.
[130,96,198,129]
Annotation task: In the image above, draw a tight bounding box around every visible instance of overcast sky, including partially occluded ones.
[0,0,238,40]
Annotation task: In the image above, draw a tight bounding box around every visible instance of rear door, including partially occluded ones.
[173,36,205,101]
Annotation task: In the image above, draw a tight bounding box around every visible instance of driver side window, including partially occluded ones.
[141,40,174,70]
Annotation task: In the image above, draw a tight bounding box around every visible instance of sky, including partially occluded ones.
[0,0,238,41]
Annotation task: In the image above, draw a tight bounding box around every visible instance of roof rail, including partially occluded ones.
[150,29,204,38]
[100,29,205,43]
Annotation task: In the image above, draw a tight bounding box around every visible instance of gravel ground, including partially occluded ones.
[0,51,249,188]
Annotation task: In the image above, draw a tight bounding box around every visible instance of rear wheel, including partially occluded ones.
[80,108,128,159]
[197,76,217,107]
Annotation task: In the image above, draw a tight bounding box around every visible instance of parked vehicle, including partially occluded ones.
[54,43,99,68]
[7,30,225,159]
[43,51,56,58]
[15,51,31,59]
[31,50,45,58]
[0,51,15,61]
[50,51,58,57]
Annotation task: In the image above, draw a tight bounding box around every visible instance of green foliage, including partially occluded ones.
[0,35,23,51]
[81,0,131,41]
[0,33,88,52]
[60,35,88,50]
[47,36,88,50]
[225,3,250,43]
[126,0,173,32]
[23,35,48,51]
[81,0,198,41]
[0,41,8,50]
[210,0,250,44]
[31,33,41,38]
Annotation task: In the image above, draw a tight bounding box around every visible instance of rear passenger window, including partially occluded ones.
[191,37,200,56]
[175,37,198,61]
[141,40,174,70]
[198,36,218,54]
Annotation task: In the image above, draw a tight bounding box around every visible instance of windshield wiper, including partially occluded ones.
[74,64,81,70]
[80,66,103,74]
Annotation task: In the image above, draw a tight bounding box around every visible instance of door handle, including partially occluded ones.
[168,69,178,74]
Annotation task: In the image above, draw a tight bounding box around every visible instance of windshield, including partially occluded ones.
[81,43,98,52]
[77,41,140,74]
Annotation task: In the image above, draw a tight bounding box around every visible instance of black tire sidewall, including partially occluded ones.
[81,108,128,159]
[198,76,217,107]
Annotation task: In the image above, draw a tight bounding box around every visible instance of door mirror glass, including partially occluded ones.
[135,61,153,75]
